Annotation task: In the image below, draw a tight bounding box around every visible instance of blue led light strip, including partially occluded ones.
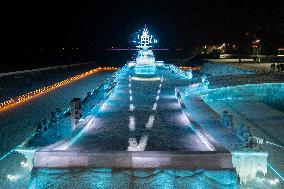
[267,163,284,182]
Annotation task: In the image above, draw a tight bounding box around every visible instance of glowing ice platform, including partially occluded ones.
[34,66,234,170]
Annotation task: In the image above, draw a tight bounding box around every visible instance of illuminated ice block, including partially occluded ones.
[232,151,268,184]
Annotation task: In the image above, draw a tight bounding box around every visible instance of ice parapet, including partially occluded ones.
[232,151,268,184]
[203,83,284,102]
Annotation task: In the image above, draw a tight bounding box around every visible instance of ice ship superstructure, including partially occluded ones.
[131,27,160,74]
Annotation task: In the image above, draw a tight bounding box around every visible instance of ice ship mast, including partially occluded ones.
[136,27,157,50]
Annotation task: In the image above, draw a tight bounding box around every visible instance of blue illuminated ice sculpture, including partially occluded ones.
[133,26,158,74]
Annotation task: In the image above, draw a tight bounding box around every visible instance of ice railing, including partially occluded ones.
[202,82,284,102]
[178,82,284,100]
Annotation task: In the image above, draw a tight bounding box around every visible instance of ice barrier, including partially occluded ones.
[202,83,284,102]
[232,151,268,184]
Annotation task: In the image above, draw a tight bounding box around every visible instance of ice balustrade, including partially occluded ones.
[202,83,284,102]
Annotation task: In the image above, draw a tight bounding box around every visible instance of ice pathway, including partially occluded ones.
[68,68,211,152]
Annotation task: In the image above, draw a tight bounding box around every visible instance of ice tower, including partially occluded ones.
[132,26,159,74]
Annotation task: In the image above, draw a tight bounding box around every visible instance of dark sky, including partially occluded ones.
[1,0,284,50]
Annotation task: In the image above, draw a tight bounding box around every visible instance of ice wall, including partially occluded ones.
[203,83,284,102]
[232,151,268,184]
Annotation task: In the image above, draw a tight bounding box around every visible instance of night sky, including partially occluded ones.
[1,0,284,51]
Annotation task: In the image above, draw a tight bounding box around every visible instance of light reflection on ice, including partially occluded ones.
[152,103,157,111]
[146,115,155,129]
[129,103,135,112]
[156,95,160,101]
[127,135,148,151]
[129,116,135,131]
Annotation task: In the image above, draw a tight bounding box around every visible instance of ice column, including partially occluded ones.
[232,152,268,184]
[70,98,82,130]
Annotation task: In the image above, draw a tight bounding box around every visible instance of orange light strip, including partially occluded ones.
[0,67,118,112]
[179,66,201,70]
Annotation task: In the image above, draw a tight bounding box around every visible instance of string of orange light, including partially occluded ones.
[0,67,118,112]
[179,66,201,70]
